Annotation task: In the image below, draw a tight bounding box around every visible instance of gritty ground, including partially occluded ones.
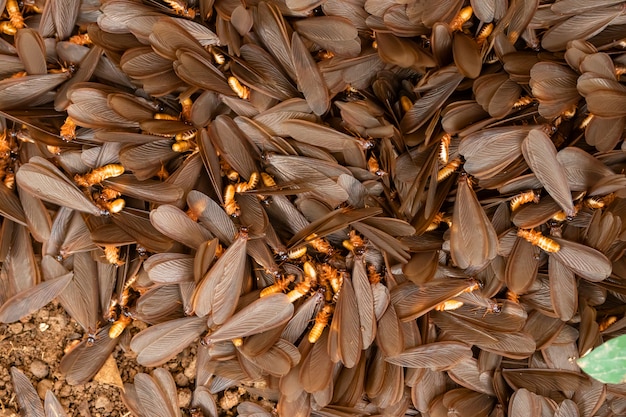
[0,301,269,416]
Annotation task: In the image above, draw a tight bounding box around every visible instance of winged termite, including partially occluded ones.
[529,62,580,120]
[291,31,330,116]
[517,228,560,253]
[191,228,248,322]
[449,174,498,272]
[122,369,181,417]
[400,67,464,134]
[10,367,46,417]
[130,316,207,367]
[60,324,119,385]
[0,272,72,323]
[203,293,294,344]
[16,156,104,216]
[0,72,71,110]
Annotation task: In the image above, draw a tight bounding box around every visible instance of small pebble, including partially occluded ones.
[94,395,112,412]
[8,323,22,334]
[220,389,240,410]
[36,379,53,400]
[174,372,189,387]
[177,388,192,409]
[30,360,49,378]
[59,385,71,397]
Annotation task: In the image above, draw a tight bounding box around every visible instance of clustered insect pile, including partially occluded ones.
[1,0,626,416]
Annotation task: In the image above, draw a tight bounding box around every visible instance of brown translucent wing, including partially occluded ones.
[400,67,464,134]
[448,357,495,396]
[328,275,361,368]
[505,237,540,294]
[508,388,543,417]
[67,84,139,129]
[522,129,575,217]
[149,17,206,60]
[231,44,299,101]
[18,186,52,243]
[130,316,207,367]
[283,119,365,168]
[44,390,68,417]
[549,255,577,322]
[386,341,472,370]
[209,115,260,181]
[299,331,334,393]
[192,387,219,417]
[523,310,565,351]
[15,29,47,75]
[187,190,237,244]
[103,176,184,205]
[443,389,496,417]
[0,73,70,110]
[51,0,81,39]
[120,46,172,79]
[150,205,213,249]
[237,401,273,417]
[204,293,294,343]
[134,285,184,324]
[585,115,625,152]
[191,232,247,323]
[460,126,534,180]
[0,183,27,225]
[551,238,612,282]
[119,140,179,181]
[450,176,498,273]
[111,209,174,253]
[56,252,98,334]
[254,1,296,80]
[494,0,538,44]
[196,129,222,202]
[503,368,590,394]
[11,367,45,417]
[291,32,329,116]
[293,16,360,57]
[391,279,476,321]
[173,50,234,96]
[133,373,177,417]
[474,73,521,119]
[145,253,194,284]
[542,6,623,52]
[352,257,375,349]
[529,62,580,119]
[59,325,118,385]
[0,273,73,323]
[452,32,482,79]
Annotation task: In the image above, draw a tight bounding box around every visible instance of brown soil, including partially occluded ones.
[0,302,260,416]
